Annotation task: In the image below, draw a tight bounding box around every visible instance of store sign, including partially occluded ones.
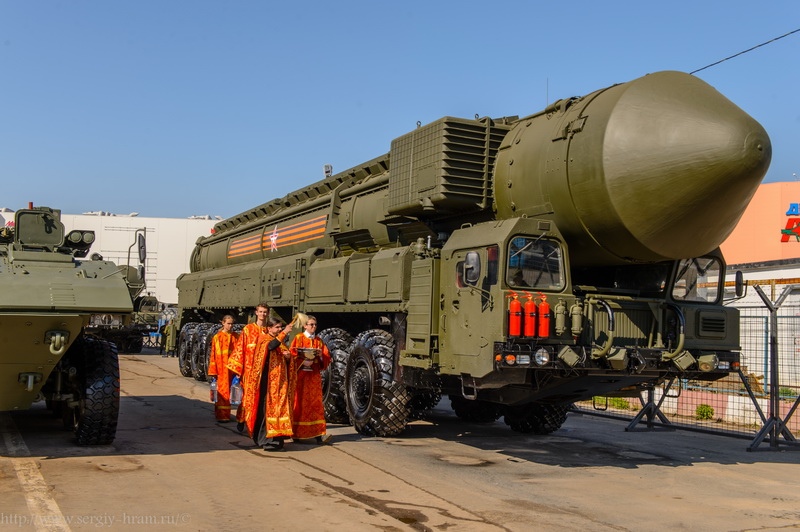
[782,204,800,242]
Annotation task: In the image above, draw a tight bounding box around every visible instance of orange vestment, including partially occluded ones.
[290,333,331,439]
[208,329,239,421]
[227,322,267,426]
[230,330,294,439]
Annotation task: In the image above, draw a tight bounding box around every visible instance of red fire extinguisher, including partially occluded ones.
[523,292,537,337]
[537,293,550,338]
[508,293,522,337]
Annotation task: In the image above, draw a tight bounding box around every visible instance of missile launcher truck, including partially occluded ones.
[0,206,146,444]
[176,71,771,436]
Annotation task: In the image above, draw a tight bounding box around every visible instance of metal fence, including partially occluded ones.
[574,285,800,450]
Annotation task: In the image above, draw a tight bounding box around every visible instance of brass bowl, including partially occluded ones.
[297,347,319,360]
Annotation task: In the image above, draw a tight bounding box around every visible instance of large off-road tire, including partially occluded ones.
[503,403,569,435]
[191,324,217,381]
[317,327,353,424]
[178,323,198,377]
[449,395,502,423]
[62,335,120,445]
[408,388,442,420]
[128,334,144,354]
[344,329,410,436]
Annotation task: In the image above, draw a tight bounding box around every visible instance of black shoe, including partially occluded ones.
[316,434,332,445]
[262,440,284,452]
[237,422,245,433]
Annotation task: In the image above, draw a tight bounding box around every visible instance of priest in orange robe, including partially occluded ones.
[231,317,295,451]
[227,303,271,433]
[207,315,239,422]
[290,315,332,444]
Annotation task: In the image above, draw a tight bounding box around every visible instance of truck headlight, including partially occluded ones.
[697,354,719,372]
[533,348,551,366]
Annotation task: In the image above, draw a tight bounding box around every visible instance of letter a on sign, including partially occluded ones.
[781,218,800,242]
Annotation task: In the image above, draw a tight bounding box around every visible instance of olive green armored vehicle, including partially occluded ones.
[177,71,771,436]
[0,206,145,444]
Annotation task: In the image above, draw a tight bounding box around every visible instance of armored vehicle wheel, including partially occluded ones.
[62,336,120,445]
[503,403,569,435]
[344,329,410,436]
[449,395,502,423]
[178,323,198,377]
[317,327,352,424]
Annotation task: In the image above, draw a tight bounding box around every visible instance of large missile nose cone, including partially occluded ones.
[586,71,772,260]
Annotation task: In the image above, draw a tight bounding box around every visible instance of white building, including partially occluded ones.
[0,208,217,305]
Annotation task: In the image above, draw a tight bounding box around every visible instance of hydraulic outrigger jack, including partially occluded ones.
[625,377,677,431]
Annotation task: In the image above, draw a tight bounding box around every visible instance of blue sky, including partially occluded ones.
[2,1,798,219]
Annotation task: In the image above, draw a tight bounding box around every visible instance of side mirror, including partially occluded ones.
[734,270,745,298]
[463,251,481,286]
[137,232,147,264]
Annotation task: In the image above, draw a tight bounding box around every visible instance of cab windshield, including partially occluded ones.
[506,236,564,290]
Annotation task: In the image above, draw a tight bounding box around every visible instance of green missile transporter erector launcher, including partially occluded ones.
[0,206,146,444]
[177,71,771,436]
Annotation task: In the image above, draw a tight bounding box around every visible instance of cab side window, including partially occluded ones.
[672,257,721,303]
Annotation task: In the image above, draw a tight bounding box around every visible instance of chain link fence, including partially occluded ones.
[574,286,800,449]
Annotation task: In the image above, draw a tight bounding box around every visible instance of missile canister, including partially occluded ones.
[493,71,771,266]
